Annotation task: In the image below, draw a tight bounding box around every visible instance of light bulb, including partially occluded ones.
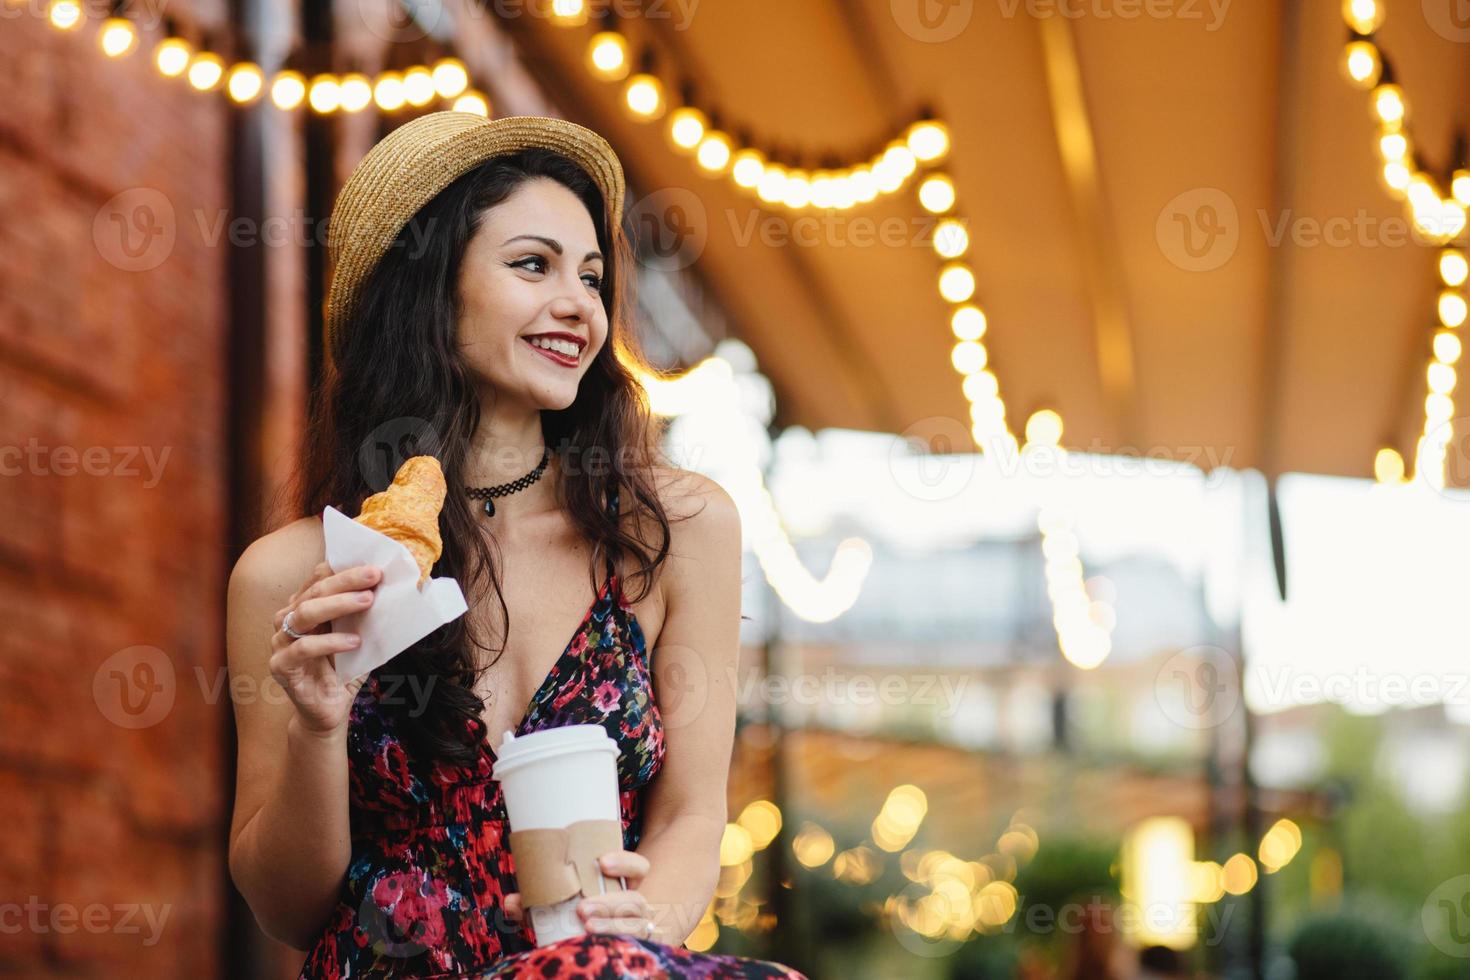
[1342,0,1384,34]
[338,73,373,112]
[933,218,969,258]
[906,120,950,163]
[668,107,707,153]
[951,305,987,341]
[1440,250,1469,288]
[918,174,956,214]
[938,262,976,303]
[99,18,137,57]
[270,70,306,110]
[731,149,765,189]
[403,67,435,107]
[187,52,225,91]
[307,74,341,113]
[624,74,664,119]
[1340,40,1381,89]
[696,132,732,173]
[374,72,406,112]
[453,91,489,116]
[431,58,469,99]
[154,37,192,77]
[226,62,264,103]
[586,32,629,81]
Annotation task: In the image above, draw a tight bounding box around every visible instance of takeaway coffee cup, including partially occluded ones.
[491,724,623,946]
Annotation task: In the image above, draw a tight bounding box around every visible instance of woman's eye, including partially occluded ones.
[511,255,548,274]
[582,273,603,292]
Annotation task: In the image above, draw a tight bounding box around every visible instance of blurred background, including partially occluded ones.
[2,0,1469,977]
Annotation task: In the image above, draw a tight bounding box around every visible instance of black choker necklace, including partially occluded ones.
[465,447,552,516]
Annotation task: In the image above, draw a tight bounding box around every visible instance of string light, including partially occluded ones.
[36,7,489,118]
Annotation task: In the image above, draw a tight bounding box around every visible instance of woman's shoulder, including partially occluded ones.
[228,515,326,604]
[642,465,737,524]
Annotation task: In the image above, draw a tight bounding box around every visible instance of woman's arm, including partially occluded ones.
[225,520,359,951]
[632,474,744,945]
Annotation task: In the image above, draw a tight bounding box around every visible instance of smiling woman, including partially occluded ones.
[224,113,806,979]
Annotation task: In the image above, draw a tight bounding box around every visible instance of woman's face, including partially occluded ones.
[456,176,608,413]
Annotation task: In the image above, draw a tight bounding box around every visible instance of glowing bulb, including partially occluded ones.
[1371,83,1406,128]
[1378,131,1408,162]
[187,51,225,91]
[668,107,707,152]
[431,58,469,99]
[696,132,732,173]
[403,66,436,107]
[933,218,969,258]
[906,119,950,163]
[624,74,664,119]
[1433,330,1462,365]
[951,305,987,341]
[586,32,629,81]
[1342,0,1384,34]
[1427,361,1457,395]
[225,62,264,103]
[1455,170,1470,208]
[47,0,81,30]
[270,70,306,110]
[1026,409,1064,447]
[963,369,999,401]
[754,164,786,204]
[1341,40,1381,89]
[1382,161,1411,197]
[338,73,373,112]
[1373,447,1405,484]
[154,37,192,78]
[1426,392,1454,423]
[1441,250,1469,288]
[950,340,988,375]
[731,149,765,189]
[99,18,137,57]
[551,0,588,25]
[307,73,341,113]
[781,170,812,210]
[1439,291,1469,328]
[880,143,917,191]
[938,262,976,303]
[374,72,405,111]
[453,91,489,116]
[918,174,956,214]
[849,166,878,203]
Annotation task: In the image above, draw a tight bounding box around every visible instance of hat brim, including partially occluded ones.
[324,112,626,352]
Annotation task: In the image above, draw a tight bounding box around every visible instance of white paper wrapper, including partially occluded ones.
[321,505,468,684]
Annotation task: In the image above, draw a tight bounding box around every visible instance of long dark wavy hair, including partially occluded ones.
[287,147,676,766]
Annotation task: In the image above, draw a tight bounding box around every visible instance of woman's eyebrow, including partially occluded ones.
[500,234,603,263]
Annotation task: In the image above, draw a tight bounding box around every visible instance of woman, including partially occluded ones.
[226,113,804,979]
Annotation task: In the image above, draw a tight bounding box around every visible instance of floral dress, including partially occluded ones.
[298,489,805,979]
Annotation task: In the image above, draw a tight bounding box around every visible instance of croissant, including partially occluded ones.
[355,456,446,585]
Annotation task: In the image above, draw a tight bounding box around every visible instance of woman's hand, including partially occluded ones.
[504,850,658,942]
[267,561,381,738]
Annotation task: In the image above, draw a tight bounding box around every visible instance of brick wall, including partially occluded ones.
[0,7,231,975]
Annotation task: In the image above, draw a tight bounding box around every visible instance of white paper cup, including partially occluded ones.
[492,724,621,946]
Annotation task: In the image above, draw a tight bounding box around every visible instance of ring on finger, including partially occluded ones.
[281,609,308,640]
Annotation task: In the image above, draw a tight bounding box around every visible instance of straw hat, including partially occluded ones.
[324,112,626,352]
